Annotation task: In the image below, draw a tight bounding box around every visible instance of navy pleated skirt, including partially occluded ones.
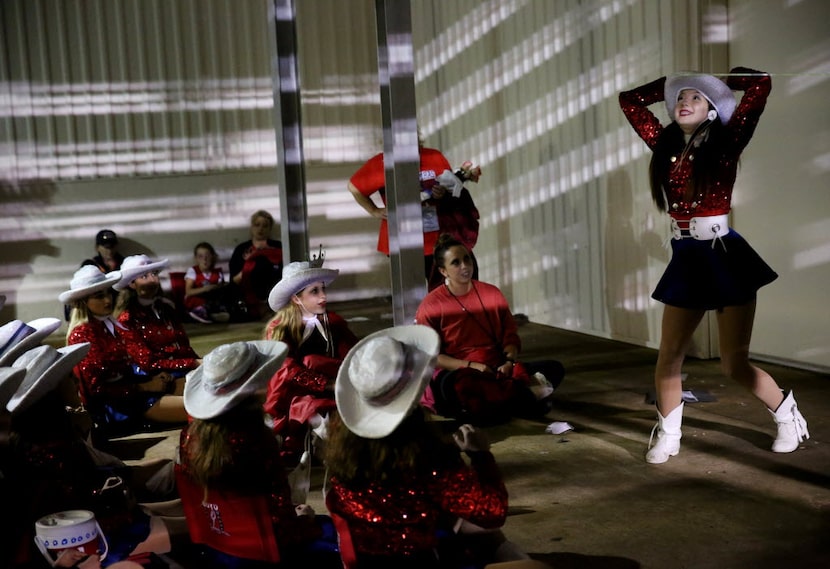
[652,229,778,310]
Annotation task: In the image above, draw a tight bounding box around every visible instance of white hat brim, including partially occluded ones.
[664,73,736,125]
[7,343,91,414]
[268,268,339,312]
[335,325,439,439]
[58,272,122,304]
[0,367,27,409]
[114,259,169,291]
[184,340,288,420]
[0,318,62,368]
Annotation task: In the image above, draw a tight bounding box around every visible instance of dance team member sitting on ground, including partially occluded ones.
[61,265,187,436]
[115,255,201,390]
[2,343,180,568]
[619,66,809,464]
[184,241,231,324]
[263,252,357,460]
[229,210,284,319]
[415,234,565,425]
[177,341,340,568]
[326,325,515,569]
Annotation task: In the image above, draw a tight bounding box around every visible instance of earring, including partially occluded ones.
[707,109,717,121]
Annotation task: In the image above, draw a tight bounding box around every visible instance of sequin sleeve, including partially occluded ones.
[724,67,771,153]
[325,449,508,556]
[435,450,508,528]
[619,76,667,150]
[117,305,200,373]
[68,323,139,401]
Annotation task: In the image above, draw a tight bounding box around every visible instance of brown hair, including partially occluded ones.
[250,210,274,227]
[432,233,466,269]
[648,112,729,211]
[182,400,273,491]
[193,241,218,257]
[324,409,457,485]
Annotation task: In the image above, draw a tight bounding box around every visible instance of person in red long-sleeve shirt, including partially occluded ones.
[415,234,565,426]
[619,67,809,464]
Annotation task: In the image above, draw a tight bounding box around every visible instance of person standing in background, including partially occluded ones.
[348,143,481,290]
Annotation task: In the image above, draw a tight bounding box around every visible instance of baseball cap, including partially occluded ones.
[95,229,118,247]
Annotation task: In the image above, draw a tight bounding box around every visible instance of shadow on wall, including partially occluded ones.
[0,178,61,322]
[603,170,663,344]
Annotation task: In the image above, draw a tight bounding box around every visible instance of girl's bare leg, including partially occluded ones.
[145,395,188,423]
[716,301,784,410]
[655,305,705,414]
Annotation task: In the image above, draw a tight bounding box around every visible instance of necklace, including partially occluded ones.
[444,281,500,344]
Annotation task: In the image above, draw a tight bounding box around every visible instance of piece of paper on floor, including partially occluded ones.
[545,421,574,435]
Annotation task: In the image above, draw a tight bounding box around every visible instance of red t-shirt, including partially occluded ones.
[349,147,452,255]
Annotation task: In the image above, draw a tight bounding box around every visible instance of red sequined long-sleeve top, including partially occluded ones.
[68,317,142,405]
[619,67,770,220]
[117,298,200,374]
[326,448,508,557]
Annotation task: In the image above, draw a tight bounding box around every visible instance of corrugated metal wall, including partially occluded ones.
[3,0,827,367]
[412,0,709,348]
[1,0,276,180]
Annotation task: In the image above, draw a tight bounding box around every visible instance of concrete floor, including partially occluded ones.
[118,299,829,569]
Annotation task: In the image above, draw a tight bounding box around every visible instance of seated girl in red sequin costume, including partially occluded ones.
[114,255,201,392]
[262,252,357,460]
[62,265,187,434]
[325,326,533,569]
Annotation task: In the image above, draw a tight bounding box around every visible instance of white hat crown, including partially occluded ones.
[200,343,257,394]
[348,336,407,403]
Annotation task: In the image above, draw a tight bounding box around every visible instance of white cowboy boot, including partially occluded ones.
[646,402,684,464]
[769,390,809,453]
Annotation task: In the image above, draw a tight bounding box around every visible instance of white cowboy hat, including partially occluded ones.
[114,255,169,291]
[268,261,339,312]
[0,318,62,367]
[6,343,91,414]
[0,367,27,409]
[58,265,122,304]
[335,325,440,439]
[665,72,736,125]
[184,340,288,420]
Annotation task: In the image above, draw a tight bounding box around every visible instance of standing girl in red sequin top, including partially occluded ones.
[619,67,809,464]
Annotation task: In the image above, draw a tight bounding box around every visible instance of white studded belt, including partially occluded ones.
[670,214,729,249]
